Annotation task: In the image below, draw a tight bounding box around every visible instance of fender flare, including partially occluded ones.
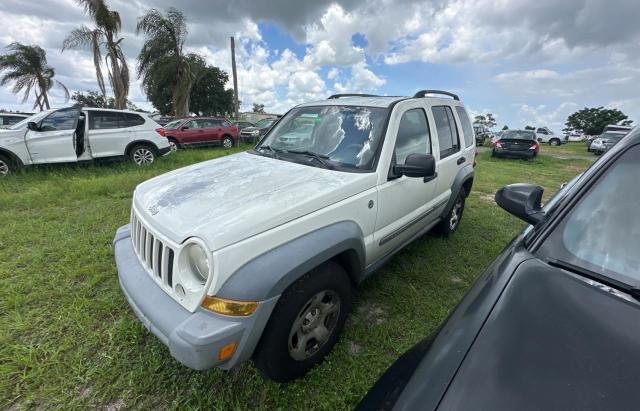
[440,164,474,219]
[216,221,366,301]
[125,140,160,156]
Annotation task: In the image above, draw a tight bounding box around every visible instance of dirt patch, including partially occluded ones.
[104,399,125,411]
[479,193,494,202]
[450,276,463,284]
[347,341,362,355]
[357,303,386,325]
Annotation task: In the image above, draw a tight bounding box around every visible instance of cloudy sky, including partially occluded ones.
[1,0,639,130]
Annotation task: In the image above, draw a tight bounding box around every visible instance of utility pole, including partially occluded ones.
[230,36,239,122]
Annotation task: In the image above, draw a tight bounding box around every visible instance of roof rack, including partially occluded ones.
[413,90,459,101]
[327,93,380,99]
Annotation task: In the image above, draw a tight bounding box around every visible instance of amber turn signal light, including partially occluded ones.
[218,342,237,361]
[201,296,258,316]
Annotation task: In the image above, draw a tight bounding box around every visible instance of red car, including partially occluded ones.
[158,117,239,151]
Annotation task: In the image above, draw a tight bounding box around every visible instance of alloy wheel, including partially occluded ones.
[450,198,463,230]
[0,159,9,176]
[288,290,341,361]
[222,138,233,148]
[133,148,154,165]
[169,140,178,152]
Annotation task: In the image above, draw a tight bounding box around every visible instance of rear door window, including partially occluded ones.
[120,113,145,127]
[432,106,460,159]
[89,111,120,130]
[455,106,474,148]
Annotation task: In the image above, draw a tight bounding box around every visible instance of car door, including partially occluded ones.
[196,119,219,143]
[431,105,464,202]
[87,110,133,158]
[26,107,80,164]
[373,102,440,260]
[180,120,201,144]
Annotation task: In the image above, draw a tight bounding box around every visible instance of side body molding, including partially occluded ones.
[217,221,366,301]
[439,164,474,219]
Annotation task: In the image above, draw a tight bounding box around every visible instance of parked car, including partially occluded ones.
[0,113,29,129]
[590,131,627,155]
[113,90,476,382]
[158,117,239,150]
[239,117,278,143]
[535,126,564,145]
[233,120,255,131]
[473,124,491,146]
[149,113,175,126]
[0,106,171,176]
[491,129,539,159]
[357,128,640,411]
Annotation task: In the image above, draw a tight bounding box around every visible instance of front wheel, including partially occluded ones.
[549,138,561,146]
[436,191,465,237]
[254,261,352,382]
[129,144,156,166]
[0,154,13,176]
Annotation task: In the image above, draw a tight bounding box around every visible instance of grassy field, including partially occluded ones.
[0,145,592,410]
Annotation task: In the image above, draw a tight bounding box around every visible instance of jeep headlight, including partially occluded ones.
[179,240,211,291]
[251,130,260,136]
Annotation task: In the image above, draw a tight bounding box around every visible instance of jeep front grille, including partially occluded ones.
[131,211,175,288]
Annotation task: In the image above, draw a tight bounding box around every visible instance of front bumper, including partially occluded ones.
[158,146,172,156]
[113,225,278,370]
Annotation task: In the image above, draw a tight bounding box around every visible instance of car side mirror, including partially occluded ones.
[495,183,545,225]
[394,153,437,182]
[27,122,39,131]
[181,126,189,131]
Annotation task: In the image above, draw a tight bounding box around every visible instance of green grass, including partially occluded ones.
[0,145,592,410]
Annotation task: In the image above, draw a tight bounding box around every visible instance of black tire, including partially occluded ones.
[221,135,234,149]
[129,144,157,165]
[549,138,561,146]
[254,261,352,382]
[0,153,14,176]
[436,190,465,237]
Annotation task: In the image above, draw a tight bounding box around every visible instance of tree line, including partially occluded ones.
[0,1,234,117]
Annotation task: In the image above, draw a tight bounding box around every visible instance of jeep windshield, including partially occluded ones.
[255,105,388,172]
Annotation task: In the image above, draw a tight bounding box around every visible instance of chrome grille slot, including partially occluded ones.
[130,208,177,291]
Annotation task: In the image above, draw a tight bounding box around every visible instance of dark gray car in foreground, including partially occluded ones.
[357,128,640,410]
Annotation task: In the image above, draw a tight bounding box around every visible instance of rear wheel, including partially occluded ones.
[254,261,352,382]
[221,135,234,148]
[549,138,561,146]
[167,138,179,152]
[0,154,13,176]
[436,190,465,237]
[129,144,156,166]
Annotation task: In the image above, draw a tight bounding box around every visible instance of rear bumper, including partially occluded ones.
[113,225,278,370]
[493,149,536,159]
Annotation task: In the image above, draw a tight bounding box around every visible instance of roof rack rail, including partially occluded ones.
[327,93,380,99]
[413,90,459,101]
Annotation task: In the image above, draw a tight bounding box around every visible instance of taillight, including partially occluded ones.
[493,141,502,148]
[155,128,166,137]
[529,143,539,150]
[231,126,239,133]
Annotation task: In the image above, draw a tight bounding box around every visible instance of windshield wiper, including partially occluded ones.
[257,145,282,159]
[548,258,640,301]
[284,150,335,170]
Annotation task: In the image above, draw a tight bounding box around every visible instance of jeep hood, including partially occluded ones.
[133,151,376,250]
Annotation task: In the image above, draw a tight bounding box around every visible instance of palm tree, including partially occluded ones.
[137,8,197,116]
[0,43,69,110]
[62,0,129,109]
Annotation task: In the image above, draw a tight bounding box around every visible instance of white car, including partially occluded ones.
[114,90,476,382]
[535,127,564,145]
[0,113,29,129]
[0,107,171,176]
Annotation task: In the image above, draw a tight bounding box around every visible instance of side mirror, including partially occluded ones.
[27,122,39,131]
[495,183,545,225]
[181,126,189,131]
[394,153,437,182]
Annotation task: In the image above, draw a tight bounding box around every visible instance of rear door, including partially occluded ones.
[26,107,80,163]
[195,119,220,143]
[87,110,134,158]
[431,105,463,201]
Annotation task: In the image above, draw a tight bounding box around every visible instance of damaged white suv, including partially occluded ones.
[113,90,476,382]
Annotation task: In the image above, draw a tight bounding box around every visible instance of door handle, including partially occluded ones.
[457,157,466,165]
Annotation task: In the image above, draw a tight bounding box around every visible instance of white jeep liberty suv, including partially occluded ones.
[113,90,476,382]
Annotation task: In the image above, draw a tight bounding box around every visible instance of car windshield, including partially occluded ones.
[503,130,536,140]
[8,110,51,130]
[163,120,183,129]
[538,144,640,284]
[255,119,275,128]
[256,105,388,171]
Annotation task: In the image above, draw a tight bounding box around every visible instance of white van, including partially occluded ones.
[0,106,171,176]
